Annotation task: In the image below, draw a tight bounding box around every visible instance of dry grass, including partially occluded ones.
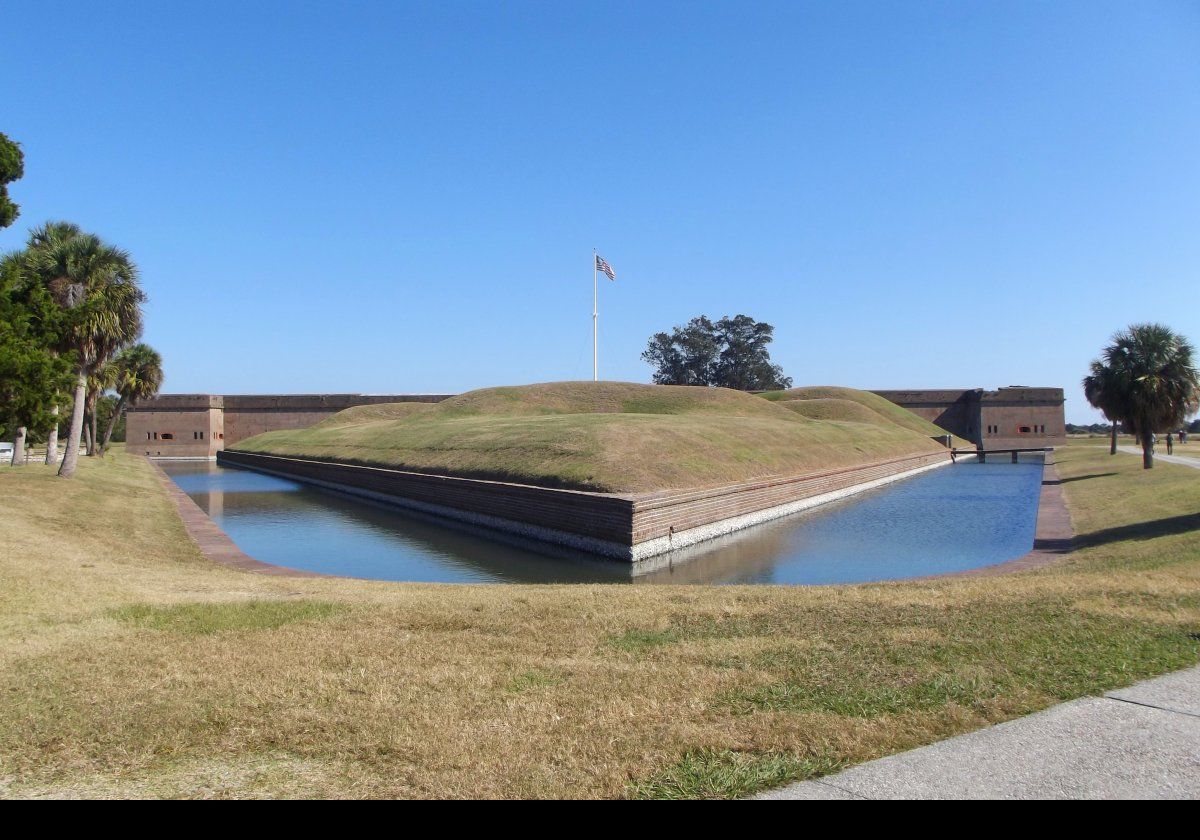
[761,385,971,446]
[1,443,1198,799]
[776,397,895,425]
[232,381,944,493]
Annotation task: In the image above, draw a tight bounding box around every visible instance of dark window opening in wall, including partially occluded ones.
[218,433,224,439]
[1018,426,1032,434]
[200,431,204,440]
[146,432,151,440]
[153,432,158,440]
[161,433,174,440]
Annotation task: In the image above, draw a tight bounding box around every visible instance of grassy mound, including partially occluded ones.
[776,397,894,425]
[761,386,958,440]
[435,381,795,419]
[233,381,945,494]
[313,402,436,428]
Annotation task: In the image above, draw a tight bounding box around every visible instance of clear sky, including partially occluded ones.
[3,1,1198,422]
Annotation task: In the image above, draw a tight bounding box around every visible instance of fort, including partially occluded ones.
[869,387,1067,449]
[126,393,453,458]
[126,385,1066,459]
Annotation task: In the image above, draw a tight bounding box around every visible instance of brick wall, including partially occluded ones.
[218,448,951,558]
[127,393,453,456]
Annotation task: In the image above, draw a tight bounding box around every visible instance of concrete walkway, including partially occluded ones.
[757,666,1200,799]
[1117,446,1200,470]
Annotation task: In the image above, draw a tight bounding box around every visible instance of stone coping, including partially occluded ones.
[149,459,324,578]
[939,461,1073,578]
[150,454,1072,583]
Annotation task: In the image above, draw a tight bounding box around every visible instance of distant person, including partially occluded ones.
[1166,433,1174,455]
[1180,430,1186,445]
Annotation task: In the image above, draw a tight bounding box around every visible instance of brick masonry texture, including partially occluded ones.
[873,386,1067,448]
[217,449,952,561]
[126,393,453,457]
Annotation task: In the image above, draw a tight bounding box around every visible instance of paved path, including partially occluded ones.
[757,666,1200,799]
[1117,446,1200,470]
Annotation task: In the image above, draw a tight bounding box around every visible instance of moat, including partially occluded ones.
[159,457,1046,585]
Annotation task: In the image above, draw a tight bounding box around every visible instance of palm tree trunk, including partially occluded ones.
[1142,434,1154,470]
[1110,421,1117,455]
[58,371,87,478]
[99,396,126,456]
[88,408,99,457]
[11,426,27,466]
[44,405,59,465]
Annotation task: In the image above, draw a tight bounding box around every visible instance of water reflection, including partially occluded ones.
[161,456,1044,585]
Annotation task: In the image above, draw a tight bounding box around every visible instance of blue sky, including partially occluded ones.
[3,1,1198,422]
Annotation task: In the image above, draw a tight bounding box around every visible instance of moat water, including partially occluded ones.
[159,457,1044,585]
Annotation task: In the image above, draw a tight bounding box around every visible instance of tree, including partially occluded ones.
[26,222,82,464]
[1095,324,1199,469]
[1082,359,1127,456]
[0,252,73,465]
[99,342,162,455]
[642,316,721,386]
[84,362,118,456]
[27,223,145,478]
[642,314,791,390]
[0,132,23,230]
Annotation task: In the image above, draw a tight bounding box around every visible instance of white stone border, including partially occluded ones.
[629,457,953,560]
[220,453,954,564]
[147,455,218,462]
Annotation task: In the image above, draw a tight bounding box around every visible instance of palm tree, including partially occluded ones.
[1100,324,1199,469]
[100,343,163,455]
[84,362,117,456]
[25,223,81,466]
[29,225,144,478]
[1082,359,1127,456]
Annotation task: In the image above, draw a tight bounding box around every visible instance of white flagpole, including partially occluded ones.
[593,248,598,382]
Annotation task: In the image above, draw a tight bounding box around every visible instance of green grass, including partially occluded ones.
[629,748,845,800]
[760,385,970,446]
[505,668,568,693]
[111,601,347,635]
[233,381,946,493]
[1,444,1199,799]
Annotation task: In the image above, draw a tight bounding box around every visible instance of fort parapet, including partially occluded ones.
[126,393,453,458]
[871,387,1066,449]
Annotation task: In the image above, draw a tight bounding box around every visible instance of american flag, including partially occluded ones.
[596,254,616,281]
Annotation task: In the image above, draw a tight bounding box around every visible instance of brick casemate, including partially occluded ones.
[127,393,453,458]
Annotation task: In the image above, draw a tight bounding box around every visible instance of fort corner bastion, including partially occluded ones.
[126,393,454,458]
[128,385,1065,561]
[126,386,1067,460]
[869,387,1067,450]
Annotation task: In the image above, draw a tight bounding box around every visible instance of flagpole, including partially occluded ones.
[593,248,598,382]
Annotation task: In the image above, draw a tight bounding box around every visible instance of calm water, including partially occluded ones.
[160,457,1045,585]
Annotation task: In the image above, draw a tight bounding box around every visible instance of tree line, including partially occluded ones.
[1084,323,1200,469]
[1,132,162,474]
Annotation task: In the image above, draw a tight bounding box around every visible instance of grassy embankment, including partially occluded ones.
[230,382,948,493]
[760,385,975,448]
[1,439,1197,798]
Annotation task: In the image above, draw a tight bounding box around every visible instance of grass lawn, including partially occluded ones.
[759,385,974,448]
[1,443,1198,799]
[231,382,947,493]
